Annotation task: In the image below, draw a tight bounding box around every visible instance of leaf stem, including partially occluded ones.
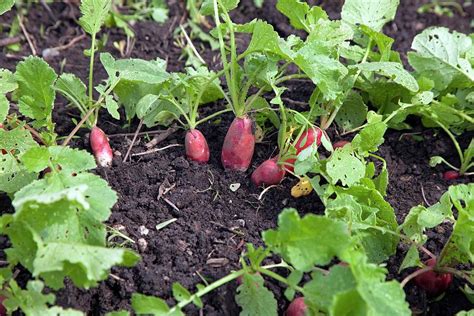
[168,270,245,314]
[258,267,305,294]
[194,108,233,126]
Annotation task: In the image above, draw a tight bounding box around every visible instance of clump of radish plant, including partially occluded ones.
[144,66,228,163]
[55,0,121,167]
[399,183,473,297]
[200,0,302,171]
[251,107,324,186]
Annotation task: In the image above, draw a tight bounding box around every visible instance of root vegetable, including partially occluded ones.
[90,126,113,167]
[221,115,255,171]
[333,140,350,149]
[414,258,452,296]
[286,297,307,316]
[185,129,210,163]
[443,170,460,181]
[251,157,285,186]
[285,127,323,172]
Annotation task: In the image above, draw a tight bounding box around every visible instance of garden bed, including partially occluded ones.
[0,0,473,315]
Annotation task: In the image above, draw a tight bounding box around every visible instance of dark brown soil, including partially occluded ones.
[0,0,473,315]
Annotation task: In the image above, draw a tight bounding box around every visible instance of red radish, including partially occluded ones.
[333,140,350,149]
[443,170,460,181]
[90,126,113,167]
[285,127,323,172]
[185,129,210,163]
[251,157,285,186]
[414,258,452,296]
[286,297,307,316]
[221,115,255,171]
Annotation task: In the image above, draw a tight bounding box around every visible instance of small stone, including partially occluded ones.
[282,198,288,206]
[235,219,245,228]
[137,238,148,252]
[229,183,241,192]
[139,225,149,236]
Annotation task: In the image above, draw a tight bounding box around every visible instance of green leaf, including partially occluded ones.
[101,53,169,85]
[263,209,351,271]
[0,69,18,94]
[327,186,399,263]
[440,184,474,266]
[55,73,88,111]
[238,20,292,60]
[294,40,348,101]
[136,94,181,128]
[398,192,453,243]
[352,121,388,155]
[4,280,84,316]
[15,56,57,127]
[200,0,240,16]
[341,0,399,32]
[326,146,365,187]
[79,0,111,36]
[21,146,96,173]
[335,91,367,131]
[304,265,357,313]
[4,171,132,289]
[0,126,39,194]
[355,62,419,92]
[132,293,183,316]
[235,273,278,316]
[399,244,421,271]
[104,95,120,120]
[106,312,129,316]
[33,242,139,289]
[408,27,474,91]
[0,95,8,122]
[276,0,328,32]
[0,0,14,15]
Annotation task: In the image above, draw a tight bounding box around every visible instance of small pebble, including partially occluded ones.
[137,238,148,252]
[139,225,149,236]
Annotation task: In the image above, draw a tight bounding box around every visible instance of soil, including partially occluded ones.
[0,0,473,315]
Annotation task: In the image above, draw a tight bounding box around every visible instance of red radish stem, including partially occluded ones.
[251,157,285,186]
[286,297,307,316]
[333,140,350,149]
[0,295,5,316]
[90,126,113,167]
[0,124,6,155]
[185,129,210,163]
[443,170,460,181]
[285,127,323,172]
[221,115,255,171]
[414,258,452,296]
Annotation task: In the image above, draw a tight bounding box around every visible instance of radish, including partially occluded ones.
[333,140,350,149]
[221,115,256,171]
[251,157,286,186]
[185,129,210,163]
[443,170,460,181]
[414,258,452,296]
[286,297,307,316]
[285,127,323,172]
[90,126,113,167]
